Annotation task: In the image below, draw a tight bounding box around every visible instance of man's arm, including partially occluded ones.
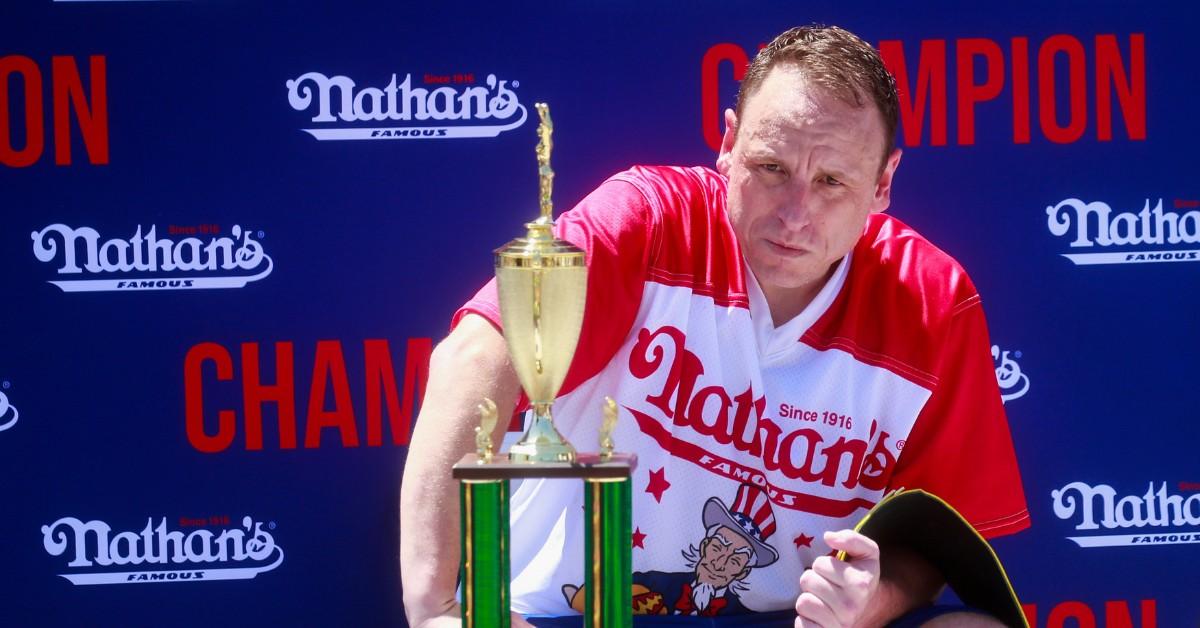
[399,314,525,628]
[860,543,945,626]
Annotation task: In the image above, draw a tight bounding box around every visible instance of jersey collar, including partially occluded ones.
[744,251,852,361]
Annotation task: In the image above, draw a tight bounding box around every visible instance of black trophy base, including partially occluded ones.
[452,452,636,481]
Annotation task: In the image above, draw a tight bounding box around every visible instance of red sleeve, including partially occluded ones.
[886,297,1031,539]
[452,175,658,401]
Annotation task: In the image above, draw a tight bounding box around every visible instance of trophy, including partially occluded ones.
[452,103,635,628]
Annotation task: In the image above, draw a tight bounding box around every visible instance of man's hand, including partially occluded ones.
[795,530,881,628]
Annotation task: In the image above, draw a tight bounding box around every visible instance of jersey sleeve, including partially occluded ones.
[452,174,658,400]
[886,297,1031,539]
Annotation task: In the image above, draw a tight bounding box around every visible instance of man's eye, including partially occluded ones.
[760,163,783,174]
[821,175,843,186]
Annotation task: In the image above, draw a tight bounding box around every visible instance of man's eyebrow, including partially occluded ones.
[741,147,779,161]
[823,167,858,182]
[711,532,732,546]
[816,158,869,183]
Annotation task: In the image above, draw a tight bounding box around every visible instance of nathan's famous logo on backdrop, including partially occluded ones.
[700,34,1144,151]
[184,338,431,452]
[31,223,273,292]
[1,54,108,167]
[1022,599,1157,628]
[1052,481,1200,547]
[991,344,1028,404]
[0,384,18,433]
[42,514,283,585]
[285,71,526,140]
[1046,198,1200,265]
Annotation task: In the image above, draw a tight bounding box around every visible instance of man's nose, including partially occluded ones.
[775,183,814,229]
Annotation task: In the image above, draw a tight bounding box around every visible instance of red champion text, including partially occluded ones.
[184,338,430,453]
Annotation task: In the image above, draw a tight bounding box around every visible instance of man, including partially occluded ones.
[401,25,1028,628]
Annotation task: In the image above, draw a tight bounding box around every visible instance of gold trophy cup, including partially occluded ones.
[494,105,586,461]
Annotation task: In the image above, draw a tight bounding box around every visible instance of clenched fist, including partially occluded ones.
[795,530,881,628]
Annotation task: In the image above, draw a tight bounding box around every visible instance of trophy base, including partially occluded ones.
[453,453,636,481]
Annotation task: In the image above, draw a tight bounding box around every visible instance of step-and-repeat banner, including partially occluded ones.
[2,2,1195,626]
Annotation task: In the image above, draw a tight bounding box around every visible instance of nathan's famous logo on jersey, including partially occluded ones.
[285,70,526,140]
[991,345,1028,404]
[42,514,284,585]
[31,223,273,292]
[625,325,898,519]
[1046,198,1200,265]
[0,388,18,433]
[1052,481,1200,547]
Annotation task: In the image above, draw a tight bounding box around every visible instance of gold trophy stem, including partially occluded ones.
[508,402,577,463]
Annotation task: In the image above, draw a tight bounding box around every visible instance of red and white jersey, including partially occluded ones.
[454,166,1029,616]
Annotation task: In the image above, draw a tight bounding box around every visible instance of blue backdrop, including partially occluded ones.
[2,1,1195,626]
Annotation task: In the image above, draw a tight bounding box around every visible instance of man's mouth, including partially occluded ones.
[765,239,808,258]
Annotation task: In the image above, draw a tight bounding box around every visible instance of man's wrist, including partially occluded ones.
[857,544,944,627]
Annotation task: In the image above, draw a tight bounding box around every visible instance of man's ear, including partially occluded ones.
[716,108,739,175]
[733,567,752,582]
[871,147,903,213]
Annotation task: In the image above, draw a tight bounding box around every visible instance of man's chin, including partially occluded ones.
[753,263,825,290]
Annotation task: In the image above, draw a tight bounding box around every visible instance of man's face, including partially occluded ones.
[717,64,901,315]
[695,526,753,588]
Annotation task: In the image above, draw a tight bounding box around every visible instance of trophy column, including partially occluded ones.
[459,478,510,628]
[584,477,632,628]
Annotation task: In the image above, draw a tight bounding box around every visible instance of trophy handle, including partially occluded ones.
[475,398,498,464]
[599,397,617,462]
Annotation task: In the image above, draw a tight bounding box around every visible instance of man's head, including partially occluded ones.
[735,25,899,168]
[717,25,902,318]
[694,525,754,589]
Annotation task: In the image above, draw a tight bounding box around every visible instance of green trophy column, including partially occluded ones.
[584,477,632,628]
[460,479,510,628]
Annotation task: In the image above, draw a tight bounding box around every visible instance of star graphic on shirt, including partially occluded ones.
[632,527,646,549]
[645,467,671,503]
[793,533,814,548]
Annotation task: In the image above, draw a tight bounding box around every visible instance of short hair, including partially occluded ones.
[735,25,899,167]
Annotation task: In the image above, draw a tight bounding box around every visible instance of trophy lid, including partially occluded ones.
[494,217,585,268]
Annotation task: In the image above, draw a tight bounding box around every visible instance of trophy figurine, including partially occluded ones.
[452,103,634,628]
